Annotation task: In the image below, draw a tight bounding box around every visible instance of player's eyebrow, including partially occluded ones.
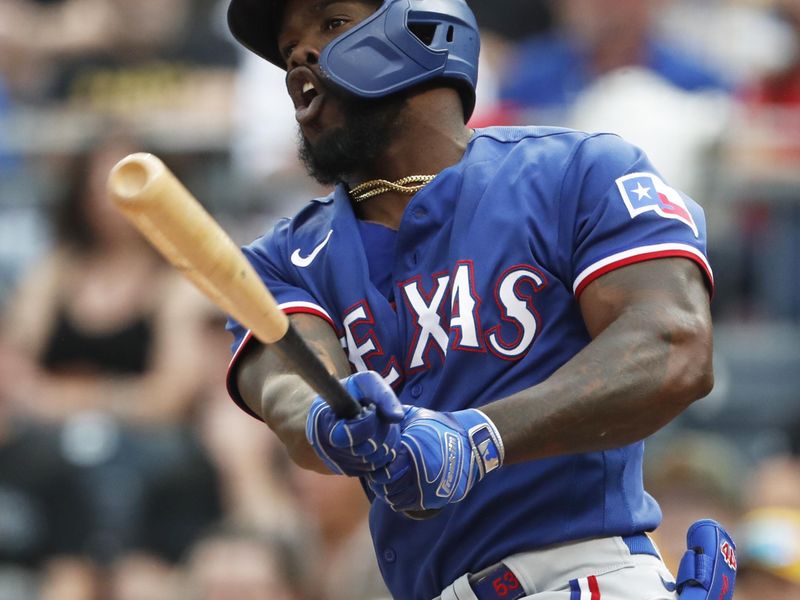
[311,0,374,11]
[311,0,342,12]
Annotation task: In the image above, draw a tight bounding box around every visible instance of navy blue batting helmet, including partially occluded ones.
[227,0,480,120]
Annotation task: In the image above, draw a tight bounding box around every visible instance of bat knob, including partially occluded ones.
[403,508,443,520]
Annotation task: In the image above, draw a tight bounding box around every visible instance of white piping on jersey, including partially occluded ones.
[573,243,713,296]
[277,301,334,324]
[229,302,333,361]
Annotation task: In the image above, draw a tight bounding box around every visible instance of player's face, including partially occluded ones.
[278,0,405,185]
[278,0,379,139]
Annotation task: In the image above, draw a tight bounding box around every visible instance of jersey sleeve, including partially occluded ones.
[224,218,336,420]
[559,133,713,298]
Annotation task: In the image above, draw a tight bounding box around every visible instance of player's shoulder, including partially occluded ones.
[242,190,336,258]
[473,125,634,149]
[470,126,643,168]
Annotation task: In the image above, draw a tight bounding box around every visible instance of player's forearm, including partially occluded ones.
[482,296,713,463]
[236,313,353,473]
[259,372,330,472]
[237,351,331,472]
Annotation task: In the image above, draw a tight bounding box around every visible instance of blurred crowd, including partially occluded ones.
[0,0,799,598]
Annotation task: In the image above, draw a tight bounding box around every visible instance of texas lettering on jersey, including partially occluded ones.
[341,262,547,384]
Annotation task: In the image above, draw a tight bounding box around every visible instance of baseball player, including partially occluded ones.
[224,1,732,598]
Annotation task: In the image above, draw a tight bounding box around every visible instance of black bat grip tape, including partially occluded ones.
[277,323,362,419]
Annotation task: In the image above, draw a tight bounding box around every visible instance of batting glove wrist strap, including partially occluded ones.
[367,407,504,512]
[468,409,505,479]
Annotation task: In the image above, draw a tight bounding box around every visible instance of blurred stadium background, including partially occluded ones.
[0,0,799,598]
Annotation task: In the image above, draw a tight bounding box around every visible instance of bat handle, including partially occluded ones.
[275,324,442,520]
[274,324,362,419]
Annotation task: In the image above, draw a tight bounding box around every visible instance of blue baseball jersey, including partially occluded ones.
[226,127,713,600]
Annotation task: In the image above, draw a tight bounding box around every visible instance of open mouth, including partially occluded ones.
[301,81,319,106]
[287,67,326,126]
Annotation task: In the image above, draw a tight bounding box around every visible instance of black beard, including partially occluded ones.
[298,89,406,186]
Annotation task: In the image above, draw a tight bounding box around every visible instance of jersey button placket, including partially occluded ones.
[410,384,423,399]
[383,548,396,563]
[408,203,428,267]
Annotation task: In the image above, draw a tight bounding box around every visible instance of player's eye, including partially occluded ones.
[281,43,297,61]
[324,17,348,31]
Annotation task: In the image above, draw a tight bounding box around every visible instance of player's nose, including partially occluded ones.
[286,41,320,70]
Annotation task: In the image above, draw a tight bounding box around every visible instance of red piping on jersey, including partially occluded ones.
[574,250,714,300]
[225,305,337,421]
[225,330,262,420]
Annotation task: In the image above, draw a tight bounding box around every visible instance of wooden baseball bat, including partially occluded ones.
[108,153,439,520]
[107,153,361,419]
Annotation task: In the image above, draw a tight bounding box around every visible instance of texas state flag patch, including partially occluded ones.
[616,172,699,238]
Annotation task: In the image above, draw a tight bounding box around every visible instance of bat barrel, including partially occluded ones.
[107,153,362,416]
[108,153,289,346]
[107,153,437,519]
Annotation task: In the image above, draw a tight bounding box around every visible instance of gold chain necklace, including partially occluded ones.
[349,174,437,203]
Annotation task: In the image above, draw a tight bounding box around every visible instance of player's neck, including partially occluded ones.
[349,88,473,229]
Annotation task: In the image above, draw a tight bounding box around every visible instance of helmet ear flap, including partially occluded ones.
[404,19,476,121]
[321,0,479,121]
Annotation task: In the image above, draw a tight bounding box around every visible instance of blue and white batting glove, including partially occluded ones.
[367,407,504,511]
[305,371,404,476]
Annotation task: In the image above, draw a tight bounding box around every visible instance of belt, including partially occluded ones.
[469,563,525,600]
[467,534,660,600]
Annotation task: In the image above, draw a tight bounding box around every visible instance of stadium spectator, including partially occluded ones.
[746,0,800,106]
[660,0,795,88]
[0,416,95,569]
[287,465,389,600]
[0,133,222,565]
[106,553,179,600]
[0,332,96,600]
[1,135,205,425]
[728,0,800,320]
[0,0,235,108]
[459,0,554,128]
[193,293,300,534]
[0,0,115,101]
[0,77,16,171]
[734,455,800,599]
[644,431,747,573]
[37,558,100,600]
[498,0,732,124]
[181,526,303,600]
[468,0,552,42]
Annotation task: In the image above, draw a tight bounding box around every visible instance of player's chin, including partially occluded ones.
[298,121,334,151]
[299,99,345,141]
[297,127,334,166]
[299,125,326,149]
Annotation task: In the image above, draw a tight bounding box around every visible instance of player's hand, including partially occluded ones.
[305,371,404,476]
[367,407,504,511]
